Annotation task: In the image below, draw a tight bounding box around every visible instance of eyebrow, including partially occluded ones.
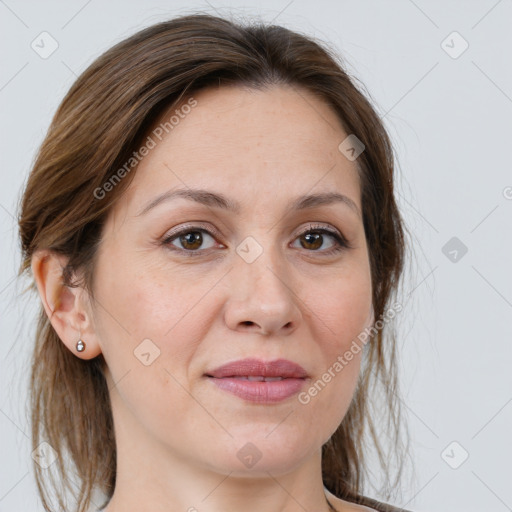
[136,188,361,218]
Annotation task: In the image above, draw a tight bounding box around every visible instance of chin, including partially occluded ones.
[200,430,317,477]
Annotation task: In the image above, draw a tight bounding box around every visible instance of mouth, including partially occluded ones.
[205,357,309,379]
[220,376,287,381]
[205,358,309,403]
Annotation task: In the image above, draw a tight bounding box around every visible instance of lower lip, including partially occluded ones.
[208,377,306,403]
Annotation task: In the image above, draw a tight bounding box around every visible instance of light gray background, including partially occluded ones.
[1,1,511,511]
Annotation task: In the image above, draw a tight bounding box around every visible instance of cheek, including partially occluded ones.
[326,289,372,347]
[93,248,224,379]
[313,266,373,354]
[93,254,220,439]
[95,243,188,335]
[298,266,371,432]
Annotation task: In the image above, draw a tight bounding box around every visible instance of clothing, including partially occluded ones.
[354,495,413,512]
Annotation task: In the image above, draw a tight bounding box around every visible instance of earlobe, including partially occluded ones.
[30,249,103,360]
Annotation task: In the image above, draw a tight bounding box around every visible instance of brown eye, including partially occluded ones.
[292,226,350,255]
[179,231,203,250]
[163,228,217,253]
[162,224,350,257]
[299,231,324,250]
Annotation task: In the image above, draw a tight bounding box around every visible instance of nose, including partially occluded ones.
[223,249,302,337]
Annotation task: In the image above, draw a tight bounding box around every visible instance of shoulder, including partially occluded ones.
[329,499,377,511]
[325,489,377,511]
[325,488,409,512]
[342,504,378,512]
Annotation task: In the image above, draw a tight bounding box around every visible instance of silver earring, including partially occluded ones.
[76,330,86,352]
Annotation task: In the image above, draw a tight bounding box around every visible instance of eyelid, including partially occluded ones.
[163,221,223,241]
[164,222,344,243]
[295,222,341,238]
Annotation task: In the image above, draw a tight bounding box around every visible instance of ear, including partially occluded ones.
[31,249,103,360]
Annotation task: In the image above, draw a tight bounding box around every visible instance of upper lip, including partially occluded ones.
[206,358,309,379]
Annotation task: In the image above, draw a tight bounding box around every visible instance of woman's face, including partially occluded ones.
[89,84,374,476]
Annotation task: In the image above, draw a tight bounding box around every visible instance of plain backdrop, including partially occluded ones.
[1,1,511,511]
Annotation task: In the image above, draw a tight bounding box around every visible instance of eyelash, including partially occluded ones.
[161,223,352,257]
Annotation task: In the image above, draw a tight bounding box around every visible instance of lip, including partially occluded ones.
[205,358,309,403]
[206,358,309,379]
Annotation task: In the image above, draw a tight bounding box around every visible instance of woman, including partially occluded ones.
[18,13,412,512]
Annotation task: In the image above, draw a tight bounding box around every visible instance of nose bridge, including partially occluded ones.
[224,234,301,335]
[237,234,291,305]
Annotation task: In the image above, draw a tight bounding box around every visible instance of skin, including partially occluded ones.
[32,84,377,512]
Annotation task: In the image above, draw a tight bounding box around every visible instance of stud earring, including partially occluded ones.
[76,329,86,352]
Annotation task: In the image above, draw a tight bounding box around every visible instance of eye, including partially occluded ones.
[162,225,221,254]
[161,223,351,257]
[291,224,350,255]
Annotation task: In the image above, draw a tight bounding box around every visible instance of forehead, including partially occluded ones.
[115,84,361,218]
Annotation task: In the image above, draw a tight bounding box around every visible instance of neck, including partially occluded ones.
[103,419,335,512]
[105,449,335,512]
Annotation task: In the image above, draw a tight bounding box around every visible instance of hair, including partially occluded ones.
[17,12,412,512]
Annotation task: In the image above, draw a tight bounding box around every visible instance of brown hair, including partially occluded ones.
[17,12,411,512]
